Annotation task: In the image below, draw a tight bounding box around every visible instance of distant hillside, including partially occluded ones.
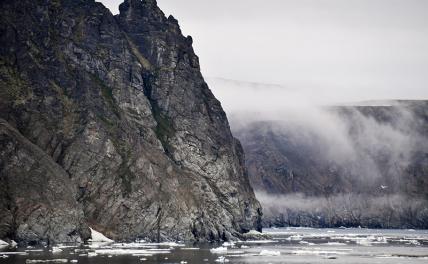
[232,100,428,228]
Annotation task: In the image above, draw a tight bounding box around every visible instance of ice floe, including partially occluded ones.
[51,247,63,253]
[94,248,171,256]
[210,246,228,254]
[240,240,276,244]
[215,256,230,263]
[259,250,280,256]
[245,230,262,236]
[326,242,347,246]
[222,241,235,247]
[292,248,351,256]
[0,239,8,250]
[89,228,113,243]
[0,251,29,255]
[26,259,68,263]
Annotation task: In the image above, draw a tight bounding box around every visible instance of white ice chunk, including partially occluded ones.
[326,242,346,246]
[26,259,68,263]
[95,249,170,255]
[259,250,280,256]
[215,256,229,263]
[210,247,228,254]
[89,228,114,243]
[222,242,235,247]
[0,252,28,255]
[51,247,63,253]
[245,230,262,236]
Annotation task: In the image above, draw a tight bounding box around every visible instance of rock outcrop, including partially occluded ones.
[0,0,261,244]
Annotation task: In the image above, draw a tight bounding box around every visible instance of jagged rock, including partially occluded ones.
[0,119,88,244]
[0,0,261,244]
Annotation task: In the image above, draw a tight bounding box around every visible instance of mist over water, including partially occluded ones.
[208,78,428,228]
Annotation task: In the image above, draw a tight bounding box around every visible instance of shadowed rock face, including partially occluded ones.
[0,0,261,244]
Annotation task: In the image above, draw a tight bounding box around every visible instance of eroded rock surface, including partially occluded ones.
[0,0,261,244]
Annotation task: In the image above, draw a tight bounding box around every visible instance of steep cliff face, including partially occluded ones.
[233,101,428,228]
[0,0,261,244]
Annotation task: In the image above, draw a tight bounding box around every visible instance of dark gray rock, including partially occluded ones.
[0,119,89,244]
[0,0,261,244]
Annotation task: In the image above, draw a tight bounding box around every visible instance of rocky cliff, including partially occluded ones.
[233,100,428,228]
[0,0,261,244]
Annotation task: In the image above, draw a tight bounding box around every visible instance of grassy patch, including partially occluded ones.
[125,35,152,70]
[0,61,30,105]
[151,102,175,154]
[89,73,121,118]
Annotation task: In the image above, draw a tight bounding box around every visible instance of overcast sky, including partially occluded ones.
[100,0,428,108]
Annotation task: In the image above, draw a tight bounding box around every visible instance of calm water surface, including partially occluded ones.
[1,228,428,264]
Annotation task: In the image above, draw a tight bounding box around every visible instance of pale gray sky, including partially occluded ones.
[100,0,428,107]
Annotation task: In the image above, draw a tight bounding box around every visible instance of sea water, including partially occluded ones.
[1,227,427,263]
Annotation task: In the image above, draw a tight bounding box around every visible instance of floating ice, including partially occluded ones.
[326,242,346,246]
[51,247,63,253]
[215,256,229,263]
[298,240,316,245]
[222,241,235,247]
[259,250,280,256]
[0,240,8,250]
[94,248,170,256]
[26,259,68,263]
[407,240,421,245]
[292,249,350,256]
[288,235,303,241]
[245,230,262,236]
[240,240,276,244]
[210,247,228,253]
[89,228,113,243]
